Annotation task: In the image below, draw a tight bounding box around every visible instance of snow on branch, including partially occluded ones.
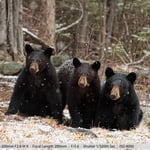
[56,0,83,33]
[23,28,54,49]
[127,52,150,66]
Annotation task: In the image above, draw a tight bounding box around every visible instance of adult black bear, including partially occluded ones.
[95,67,143,130]
[6,44,62,123]
[58,58,101,128]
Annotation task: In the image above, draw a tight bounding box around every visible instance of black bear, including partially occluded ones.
[6,44,62,123]
[95,67,143,130]
[58,58,101,128]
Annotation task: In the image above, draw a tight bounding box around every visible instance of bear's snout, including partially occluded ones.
[78,75,89,88]
[29,62,39,74]
[110,85,120,100]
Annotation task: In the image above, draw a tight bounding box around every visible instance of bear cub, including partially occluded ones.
[6,44,62,123]
[95,67,143,130]
[58,58,101,128]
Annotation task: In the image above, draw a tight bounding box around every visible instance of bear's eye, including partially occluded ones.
[27,55,31,59]
[107,84,112,90]
[121,81,128,89]
[122,84,126,88]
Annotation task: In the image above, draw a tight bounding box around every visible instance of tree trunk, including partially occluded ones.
[0,0,24,61]
[0,0,7,51]
[76,0,89,58]
[106,0,117,51]
[37,0,55,48]
[98,0,107,60]
[23,0,55,49]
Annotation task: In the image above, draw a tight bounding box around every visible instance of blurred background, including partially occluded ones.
[0,0,149,103]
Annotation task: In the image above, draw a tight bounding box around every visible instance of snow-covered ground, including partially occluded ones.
[0,114,150,150]
[0,74,150,150]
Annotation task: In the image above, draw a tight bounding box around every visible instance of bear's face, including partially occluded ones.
[25,44,53,75]
[105,67,136,101]
[72,58,100,88]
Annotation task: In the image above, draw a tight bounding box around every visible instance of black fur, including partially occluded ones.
[6,44,62,123]
[58,58,101,128]
[95,67,143,130]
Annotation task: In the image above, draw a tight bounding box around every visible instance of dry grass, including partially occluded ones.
[0,113,150,145]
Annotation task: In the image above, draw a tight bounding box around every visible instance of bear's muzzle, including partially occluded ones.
[78,75,89,88]
[29,62,39,74]
[110,85,120,100]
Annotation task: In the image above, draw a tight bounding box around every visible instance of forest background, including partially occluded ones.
[0,0,150,145]
[0,0,149,102]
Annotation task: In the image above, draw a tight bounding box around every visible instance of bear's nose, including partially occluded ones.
[110,94,116,100]
[78,75,89,88]
[110,85,120,100]
[29,62,39,74]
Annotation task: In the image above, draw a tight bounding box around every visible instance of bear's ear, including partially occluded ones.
[73,57,81,68]
[105,67,115,78]
[126,72,136,84]
[91,61,101,72]
[44,47,54,58]
[25,44,34,55]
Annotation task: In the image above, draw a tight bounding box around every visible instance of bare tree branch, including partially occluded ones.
[58,41,73,55]
[127,53,150,66]
[56,0,83,33]
[123,14,129,36]
[23,27,53,49]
